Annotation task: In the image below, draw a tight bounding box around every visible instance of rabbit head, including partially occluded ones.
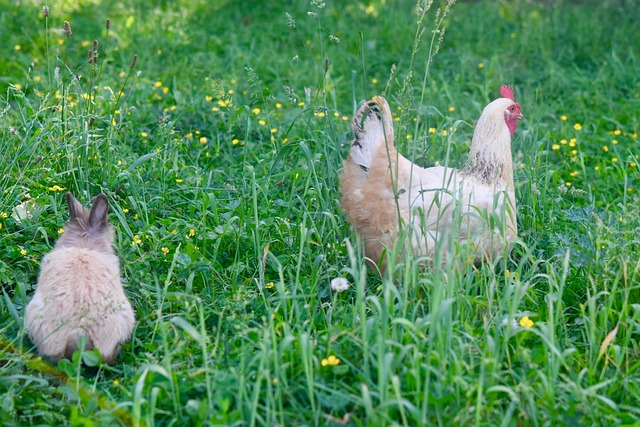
[56,192,115,254]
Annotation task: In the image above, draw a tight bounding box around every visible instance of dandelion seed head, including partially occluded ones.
[330,277,349,293]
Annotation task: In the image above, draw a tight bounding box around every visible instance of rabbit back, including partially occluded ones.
[25,246,135,364]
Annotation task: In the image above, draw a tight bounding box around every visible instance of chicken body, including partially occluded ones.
[339,91,522,271]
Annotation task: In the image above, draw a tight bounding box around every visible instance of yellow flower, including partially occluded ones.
[275,103,282,109]
[441,130,447,137]
[570,138,577,144]
[429,127,436,134]
[188,229,195,237]
[595,166,600,171]
[552,144,560,150]
[199,137,208,144]
[58,228,65,234]
[573,123,582,131]
[217,99,231,108]
[448,106,455,112]
[34,76,42,82]
[266,282,275,289]
[258,120,267,126]
[140,132,148,137]
[48,185,66,192]
[371,78,378,84]
[251,108,261,115]
[569,140,576,147]
[0,212,7,219]
[15,45,23,51]
[123,208,129,213]
[614,129,621,136]
[270,128,277,134]
[519,316,534,328]
[321,355,340,367]
[132,235,142,245]
[298,101,305,107]
[212,107,219,112]
[342,116,348,121]
[205,95,213,102]
[478,63,485,69]
[161,247,169,255]
[169,105,177,111]
[232,139,240,145]
[612,157,618,163]
[603,145,609,152]
[630,162,637,169]
[20,249,27,256]
[154,81,163,88]
[162,87,169,94]
[560,115,567,121]
[570,171,579,177]
[314,111,325,118]
[566,182,572,187]
[612,139,618,145]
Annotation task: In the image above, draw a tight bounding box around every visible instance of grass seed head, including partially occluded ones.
[63,21,72,37]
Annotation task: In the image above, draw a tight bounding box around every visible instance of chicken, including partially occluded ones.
[339,86,523,271]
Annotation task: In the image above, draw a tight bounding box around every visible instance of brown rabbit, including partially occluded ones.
[25,192,135,364]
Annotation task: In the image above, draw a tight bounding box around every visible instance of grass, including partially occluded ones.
[1,0,639,425]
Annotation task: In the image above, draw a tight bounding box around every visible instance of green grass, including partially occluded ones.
[1,0,639,425]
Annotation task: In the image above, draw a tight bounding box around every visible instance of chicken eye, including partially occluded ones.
[509,106,515,111]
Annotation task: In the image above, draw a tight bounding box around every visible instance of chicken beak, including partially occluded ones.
[516,112,524,120]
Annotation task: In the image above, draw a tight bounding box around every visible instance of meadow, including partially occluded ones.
[1,0,639,425]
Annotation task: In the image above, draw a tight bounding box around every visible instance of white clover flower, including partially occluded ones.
[330,277,349,293]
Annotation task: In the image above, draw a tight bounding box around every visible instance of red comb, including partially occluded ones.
[500,85,515,101]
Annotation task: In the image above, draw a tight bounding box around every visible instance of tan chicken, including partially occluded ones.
[339,86,523,271]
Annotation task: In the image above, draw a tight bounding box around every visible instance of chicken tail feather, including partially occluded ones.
[349,96,395,172]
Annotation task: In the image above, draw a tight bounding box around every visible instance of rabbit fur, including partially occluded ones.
[25,192,135,364]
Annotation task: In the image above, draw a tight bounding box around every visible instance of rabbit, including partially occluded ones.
[25,192,135,364]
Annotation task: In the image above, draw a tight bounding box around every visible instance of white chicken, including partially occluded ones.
[339,86,523,271]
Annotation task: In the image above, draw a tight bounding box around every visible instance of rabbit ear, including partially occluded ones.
[88,194,110,230]
[66,192,84,220]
